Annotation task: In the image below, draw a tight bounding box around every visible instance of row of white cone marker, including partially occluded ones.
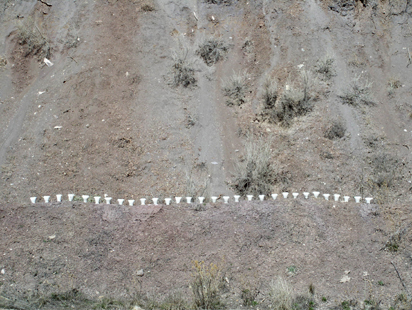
[29,192,373,204]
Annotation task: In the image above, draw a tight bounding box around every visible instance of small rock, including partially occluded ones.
[137,269,144,276]
[49,235,56,240]
[1,268,5,274]
[340,275,351,283]
[344,270,351,274]
[133,306,145,310]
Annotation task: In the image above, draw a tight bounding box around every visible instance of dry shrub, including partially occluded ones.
[0,55,7,68]
[260,77,279,122]
[17,17,50,58]
[273,71,314,127]
[339,75,374,106]
[316,56,335,80]
[222,70,249,106]
[191,261,224,310]
[324,119,346,140]
[204,0,232,4]
[171,47,196,88]
[269,277,293,310]
[387,77,401,96]
[197,38,229,66]
[231,138,277,196]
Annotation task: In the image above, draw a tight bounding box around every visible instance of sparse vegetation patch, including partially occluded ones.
[339,75,374,106]
[231,138,277,196]
[324,119,346,140]
[171,48,197,87]
[17,17,50,58]
[222,71,249,106]
[316,56,335,80]
[197,38,229,66]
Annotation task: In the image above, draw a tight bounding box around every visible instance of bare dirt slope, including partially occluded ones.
[0,0,412,308]
[0,0,411,204]
[0,200,411,309]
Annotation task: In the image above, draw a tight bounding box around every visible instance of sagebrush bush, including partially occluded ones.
[222,71,249,106]
[324,119,346,140]
[269,277,293,310]
[260,77,278,121]
[316,56,335,80]
[339,75,374,106]
[17,17,50,58]
[191,261,224,310]
[171,48,196,87]
[197,38,229,66]
[262,71,314,127]
[231,138,277,196]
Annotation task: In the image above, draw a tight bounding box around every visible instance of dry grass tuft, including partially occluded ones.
[197,38,229,66]
[339,75,374,106]
[269,277,293,310]
[222,70,250,106]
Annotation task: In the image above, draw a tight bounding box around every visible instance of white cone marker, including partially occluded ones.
[259,195,265,201]
[94,196,101,204]
[30,197,37,204]
[140,198,146,205]
[333,194,340,202]
[223,196,230,203]
[354,196,361,203]
[186,197,192,203]
[164,198,171,205]
[118,199,124,205]
[323,194,330,201]
[175,197,182,204]
[234,195,240,202]
[271,194,278,200]
[365,197,373,204]
[152,198,159,205]
[82,195,89,203]
[282,192,289,199]
[43,196,50,203]
[313,191,320,198]
[198,197,205,204]
[292,193,299,199]
[105,197,112,204]
[211,196,218,203]
[56,194,62,202]
[343,196,350,202]
[68,194,75,202]
[128,199,135,206]
[247,195,253,201]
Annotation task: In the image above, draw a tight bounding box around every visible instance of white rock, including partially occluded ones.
[137,269,144,276]
[340,275,351,283]
[44,58,53,67]
[1,268,5,274]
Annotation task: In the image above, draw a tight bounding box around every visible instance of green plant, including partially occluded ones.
[324,119,346,140]
[293,296,316,310]
[378,281,384,286]
[197,38,229,66]
[339,75,374,106]
[287,266,296,274]
[231,138,277,197]
[316,56,335,80]
[269,277,293,310]
[17,17,50,58]
[191,260,224,309]
[222,71,249,106]
[322,297,327,302]
[241,288,259,306]
[171,47,197,88]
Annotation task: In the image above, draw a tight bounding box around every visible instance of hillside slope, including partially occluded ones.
[0,0,411,203]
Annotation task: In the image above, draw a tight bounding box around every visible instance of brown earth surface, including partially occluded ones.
[0,199,411,309]
[0,0,412,308]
